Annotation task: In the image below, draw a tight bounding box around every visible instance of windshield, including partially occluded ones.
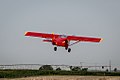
[59,35,67,38]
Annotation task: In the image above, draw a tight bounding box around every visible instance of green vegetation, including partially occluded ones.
[0,65,120,78]
[39,65,53,70]
[70,66,81,71]
[56,67,61,71]
[0,69,120,78]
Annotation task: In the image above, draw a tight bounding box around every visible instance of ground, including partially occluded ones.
[1,76,120,80]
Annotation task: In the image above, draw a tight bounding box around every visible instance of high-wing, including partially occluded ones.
[25,32,59,38]
[25,31,102,52]
[67,36,102,42]
[25,32,102,43]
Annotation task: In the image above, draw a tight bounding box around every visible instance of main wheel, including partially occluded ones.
[54,47,57,51]
[68,48,71,52]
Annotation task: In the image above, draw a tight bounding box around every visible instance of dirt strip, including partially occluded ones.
[1,76,120,80]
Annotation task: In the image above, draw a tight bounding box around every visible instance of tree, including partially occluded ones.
[114,68,117,72]
[56,67,61,71]
[82,68,88,71]
[39,65,53,70]
[69,66,73,70]
[102,66,104,69]
[106,69,108,72]
[71,66,81,71]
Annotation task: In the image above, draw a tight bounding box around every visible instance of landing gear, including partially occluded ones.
[68,48,71,53]
[54,47,57,51]
[65,47,68,50]
[65,47,71,53]
[54,47,71,52]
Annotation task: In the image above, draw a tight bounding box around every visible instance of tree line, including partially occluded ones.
[0,65,120,78]
[39,65,88,71]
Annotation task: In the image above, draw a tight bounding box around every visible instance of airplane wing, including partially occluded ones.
[25,32,102,43]
[25,32,59,39]
[67,35,102,42]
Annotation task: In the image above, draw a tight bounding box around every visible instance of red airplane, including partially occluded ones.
[25,32,102,52]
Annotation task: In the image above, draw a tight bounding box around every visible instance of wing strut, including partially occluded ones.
[69,40,80,46]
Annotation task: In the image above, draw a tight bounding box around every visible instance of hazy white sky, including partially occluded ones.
[0,0,120,68]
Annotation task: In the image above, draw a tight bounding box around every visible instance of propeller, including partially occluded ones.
[65,39,68,44]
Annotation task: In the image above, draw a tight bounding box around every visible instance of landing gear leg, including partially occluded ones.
[68,48,71,53]
[65,47,68,50]
[54,47,57,51]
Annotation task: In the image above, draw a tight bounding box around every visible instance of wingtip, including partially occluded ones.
[24,32,28,36]
[100,38,103,42]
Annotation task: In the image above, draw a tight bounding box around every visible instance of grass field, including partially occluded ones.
[1,76,120,80]
[0,69,120,80]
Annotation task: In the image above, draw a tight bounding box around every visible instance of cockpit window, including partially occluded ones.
[59,35,67,38]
